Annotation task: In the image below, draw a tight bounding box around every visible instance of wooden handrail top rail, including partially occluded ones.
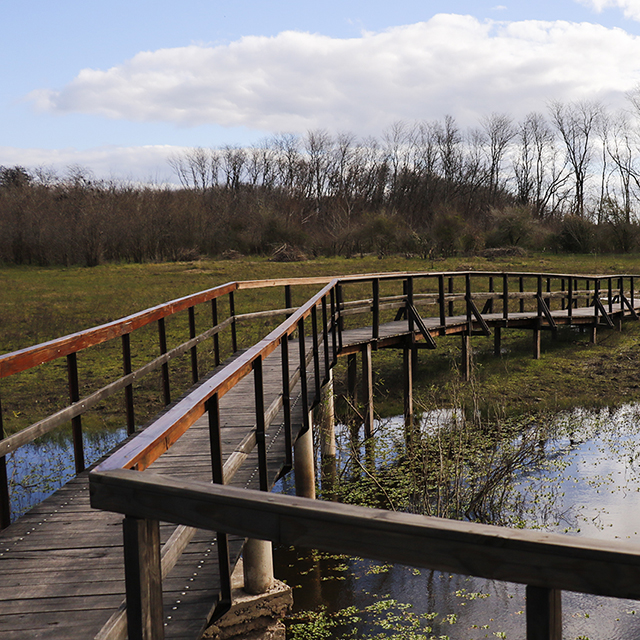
[0,281,237,379]
[93,279,338,473]
[90,468,640,602]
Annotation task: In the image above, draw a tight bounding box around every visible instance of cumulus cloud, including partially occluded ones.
[577,0,640,21]
[30,14,640,135]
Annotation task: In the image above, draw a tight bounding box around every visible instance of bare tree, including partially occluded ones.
[481,113,516,196]
[549,100,603,217]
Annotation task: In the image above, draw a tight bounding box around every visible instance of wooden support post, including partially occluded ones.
[461,333,471,382]
[123,516,164,640]
[362,343,374,439]
[533,327,541,360]
[494,325,501,357]
[403,345,413,429]
[590,325,597,344]
[294,416,316,500]
[526,586,562,640]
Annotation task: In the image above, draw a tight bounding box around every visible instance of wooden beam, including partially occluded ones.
[90,470,640,602]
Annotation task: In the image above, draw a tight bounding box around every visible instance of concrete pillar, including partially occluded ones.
[362,343,374,439]
[318,372,336,496]
[294,416,316,500]
[243,538,274,595]
[461,333,471,381]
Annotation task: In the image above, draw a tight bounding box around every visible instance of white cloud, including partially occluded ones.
[577,0,640,21]
[0,145,180,184]
[29,15,640,136]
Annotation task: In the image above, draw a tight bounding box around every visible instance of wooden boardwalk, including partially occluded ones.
[0,289,638,639]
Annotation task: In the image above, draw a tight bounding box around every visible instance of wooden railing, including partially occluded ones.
[3,270,640,638]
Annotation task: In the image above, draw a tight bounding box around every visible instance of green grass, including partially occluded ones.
[2,252,640,437]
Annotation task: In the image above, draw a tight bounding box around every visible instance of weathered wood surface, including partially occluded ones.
[1,292,639,639]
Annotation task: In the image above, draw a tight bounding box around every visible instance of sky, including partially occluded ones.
[4,0,640,183]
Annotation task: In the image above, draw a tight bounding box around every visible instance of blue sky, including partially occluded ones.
[3,0,640,182]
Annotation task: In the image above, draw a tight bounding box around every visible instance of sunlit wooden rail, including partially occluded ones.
[1,270,639,639]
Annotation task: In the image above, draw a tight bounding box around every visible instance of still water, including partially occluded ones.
[8,407,640,638]
[275,406,640,640]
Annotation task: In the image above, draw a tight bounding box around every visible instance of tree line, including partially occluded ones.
[3,97,640,267]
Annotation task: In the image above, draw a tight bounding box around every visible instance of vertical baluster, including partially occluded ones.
[298,317,310,432]
[594,279,600,324]
[211,298,220,367]
[546,277,551,310]
[207,393,232,611]
[407,277,414,333]
[488,276,494,314]
[311,305,321,405]
[568,278,573,321]
[229,291,238,353]
[336,284,344,352]
[330,288,338,366]
[285,284,293,319]
[525,585,562,640]
[158,318,171,406]
[253,357,268,492]
[122,333,135,436]
[619,277,624,313]
[519,276,525,313]
[503,273,509,322]
[608,277,613,314]
[67,352,84,474]
[561,278,566,311]
[372,278,380,342]
[631,276,636,315]
[438,274,446,334]
[465,273,472,332]
[188,306,198,384]
[322,296,330,383]
[448,277,454,316]
[281,336,293,470]
[0,394,10,529]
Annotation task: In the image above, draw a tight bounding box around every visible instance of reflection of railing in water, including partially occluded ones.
[2,270,640,639]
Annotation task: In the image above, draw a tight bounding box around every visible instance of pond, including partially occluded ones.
[275,405,640,640]
[7,406,640,639]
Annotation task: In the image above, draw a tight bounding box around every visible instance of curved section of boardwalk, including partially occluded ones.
[1,270,638,639]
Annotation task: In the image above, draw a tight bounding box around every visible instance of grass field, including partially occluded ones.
[2,251,640,437]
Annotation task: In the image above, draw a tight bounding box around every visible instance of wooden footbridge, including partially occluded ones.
[1,270,640,640]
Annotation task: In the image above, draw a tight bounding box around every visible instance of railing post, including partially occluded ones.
[561,278,566,311]
[362,343,374,439]
[123,516,164,640]
[526,585,562,640]
[322,296,330,384]
[253,356,268,492]
[438,274,446,334]
[336,284,344,353]
[229,291,238,353]
[448,277,454,316]
[488,276,494,314]
[188,306,198,384]
[0,394,10,529]
[568,278,573,321]
[158,318,171,406]
[285,284,293,319]
[503,273,509,323]
[295,317,315,499]
[372,278,380,343]
[519,276,525,313]
[207,393,232,611]
[311,305,321,405]
[465,273,472,333]
[281,337,293,471]
[330,287,338,366]
[631,276,636,314]
[122,333,136,436]
[608,277,613,314]
[211,298,221,367]
[67,352,85,474]
[407,277,414,333]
